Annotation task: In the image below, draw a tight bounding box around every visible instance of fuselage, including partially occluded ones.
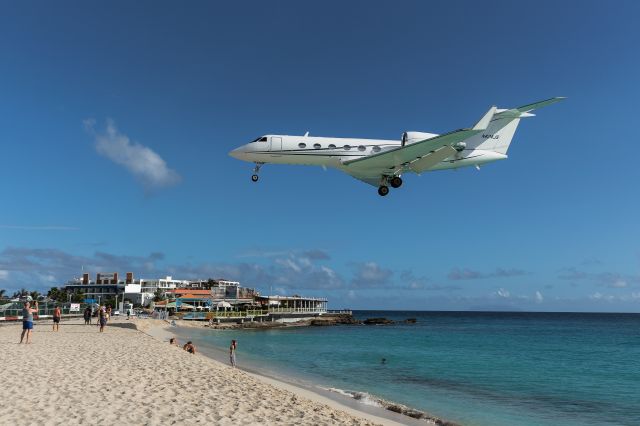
[229,134,506,171]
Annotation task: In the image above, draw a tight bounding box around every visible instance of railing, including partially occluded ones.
[267,307,326,314]
[183,310,269,320]
[0,301,90,319]
[181,307,327,320]
[326,309,352,315]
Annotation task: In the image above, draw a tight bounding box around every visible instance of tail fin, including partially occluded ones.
[465,97,565,154]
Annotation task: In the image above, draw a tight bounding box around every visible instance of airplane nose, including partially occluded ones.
[229,147,244,160]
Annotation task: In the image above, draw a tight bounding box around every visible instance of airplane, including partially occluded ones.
[229,97,565,196]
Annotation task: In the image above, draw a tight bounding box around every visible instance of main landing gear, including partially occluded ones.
[251,162,264,182]
[378,186,389,196]
[377,175,402,196]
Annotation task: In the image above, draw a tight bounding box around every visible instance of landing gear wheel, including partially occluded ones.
[390,176,403,188]
[378,185,389,196]
[251,174,259,182]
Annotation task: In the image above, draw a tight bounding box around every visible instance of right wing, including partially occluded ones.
[342,106,496,177]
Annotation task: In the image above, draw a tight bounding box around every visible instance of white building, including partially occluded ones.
[137,276,190,306]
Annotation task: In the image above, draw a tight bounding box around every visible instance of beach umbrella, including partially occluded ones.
[217,301,232,308]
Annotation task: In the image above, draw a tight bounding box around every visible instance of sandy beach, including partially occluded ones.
[0,318,409,426]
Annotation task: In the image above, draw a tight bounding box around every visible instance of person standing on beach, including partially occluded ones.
[52,305,61,332]
[229,340,237,367]
[99,306,107,332]
[19,300,38,344]
[84,307,92,325]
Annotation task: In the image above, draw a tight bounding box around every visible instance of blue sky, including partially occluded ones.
[1,1,639,311]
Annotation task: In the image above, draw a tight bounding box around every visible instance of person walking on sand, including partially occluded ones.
[20,300,38,344]
[99,306,107,332]
[229,339,237,367]
[52,305,62,331]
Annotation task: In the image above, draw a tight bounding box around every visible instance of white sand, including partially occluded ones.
[0,318,407,426]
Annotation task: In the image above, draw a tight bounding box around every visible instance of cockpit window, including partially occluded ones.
[252,136,268,142]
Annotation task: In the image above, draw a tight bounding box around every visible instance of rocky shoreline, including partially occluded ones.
[190,314,416,330]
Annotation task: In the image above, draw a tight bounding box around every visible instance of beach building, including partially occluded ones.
[137,276,190,306]
[58,272,329,322]
[62,272,126,305]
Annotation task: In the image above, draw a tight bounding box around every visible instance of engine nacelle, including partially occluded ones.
[401,131,439,146]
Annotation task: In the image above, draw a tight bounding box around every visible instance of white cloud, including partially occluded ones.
[350,262,393,288]
[0,270,8,280]
[610,279,628,288]
[535,291,544,303]
[496,288,510,298]
[84,118,181,188]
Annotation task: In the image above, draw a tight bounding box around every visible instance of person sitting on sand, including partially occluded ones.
[183,341,196,354]
[20,300,38,344]
[52,305,61,332]
[169,338,179,346]
[229,339,237,367]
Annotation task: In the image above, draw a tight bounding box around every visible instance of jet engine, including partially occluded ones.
[401,131,439,146]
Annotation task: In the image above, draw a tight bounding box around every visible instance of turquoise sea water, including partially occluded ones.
[176,311,640,426]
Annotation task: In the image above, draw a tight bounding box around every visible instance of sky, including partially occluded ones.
[1,0,639,311]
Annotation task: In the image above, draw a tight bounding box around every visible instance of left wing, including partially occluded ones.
[342,106,496,180]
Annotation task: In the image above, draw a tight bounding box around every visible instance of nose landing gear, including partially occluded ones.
[251,162,264,183]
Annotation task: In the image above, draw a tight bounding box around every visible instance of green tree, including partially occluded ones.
[30,291,41,300]
[47,287,61,301]
[0,289,6,300]
[71,293,84,303]
[153,288,166,302]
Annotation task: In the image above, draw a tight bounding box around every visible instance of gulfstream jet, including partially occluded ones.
[229,97,564,196]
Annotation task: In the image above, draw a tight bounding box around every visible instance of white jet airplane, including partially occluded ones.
[229,97,564,196]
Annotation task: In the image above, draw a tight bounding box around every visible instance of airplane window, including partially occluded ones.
[252,137,262,142]
[298,143,306,148]
[372,146,381,152]
[344,145,351,150]
[328,144,336,149]
[259,137,268,142]
[313,143,321,149]
[358,145,366,151]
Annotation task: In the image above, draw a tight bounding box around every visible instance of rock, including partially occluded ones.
[386,405,403,413]
[310,314,361,326]
[404,318,417,323]
[363,317,394,325]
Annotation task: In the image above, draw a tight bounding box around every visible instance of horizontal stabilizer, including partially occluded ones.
[515,97,566,113]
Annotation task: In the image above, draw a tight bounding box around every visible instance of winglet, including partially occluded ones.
[472,106,497,131]
[303,131,309,137]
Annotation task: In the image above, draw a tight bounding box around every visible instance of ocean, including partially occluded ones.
[174,311,640,426]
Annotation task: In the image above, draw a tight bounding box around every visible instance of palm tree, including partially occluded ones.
[30,291,41,300]
[0,289,6,300]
